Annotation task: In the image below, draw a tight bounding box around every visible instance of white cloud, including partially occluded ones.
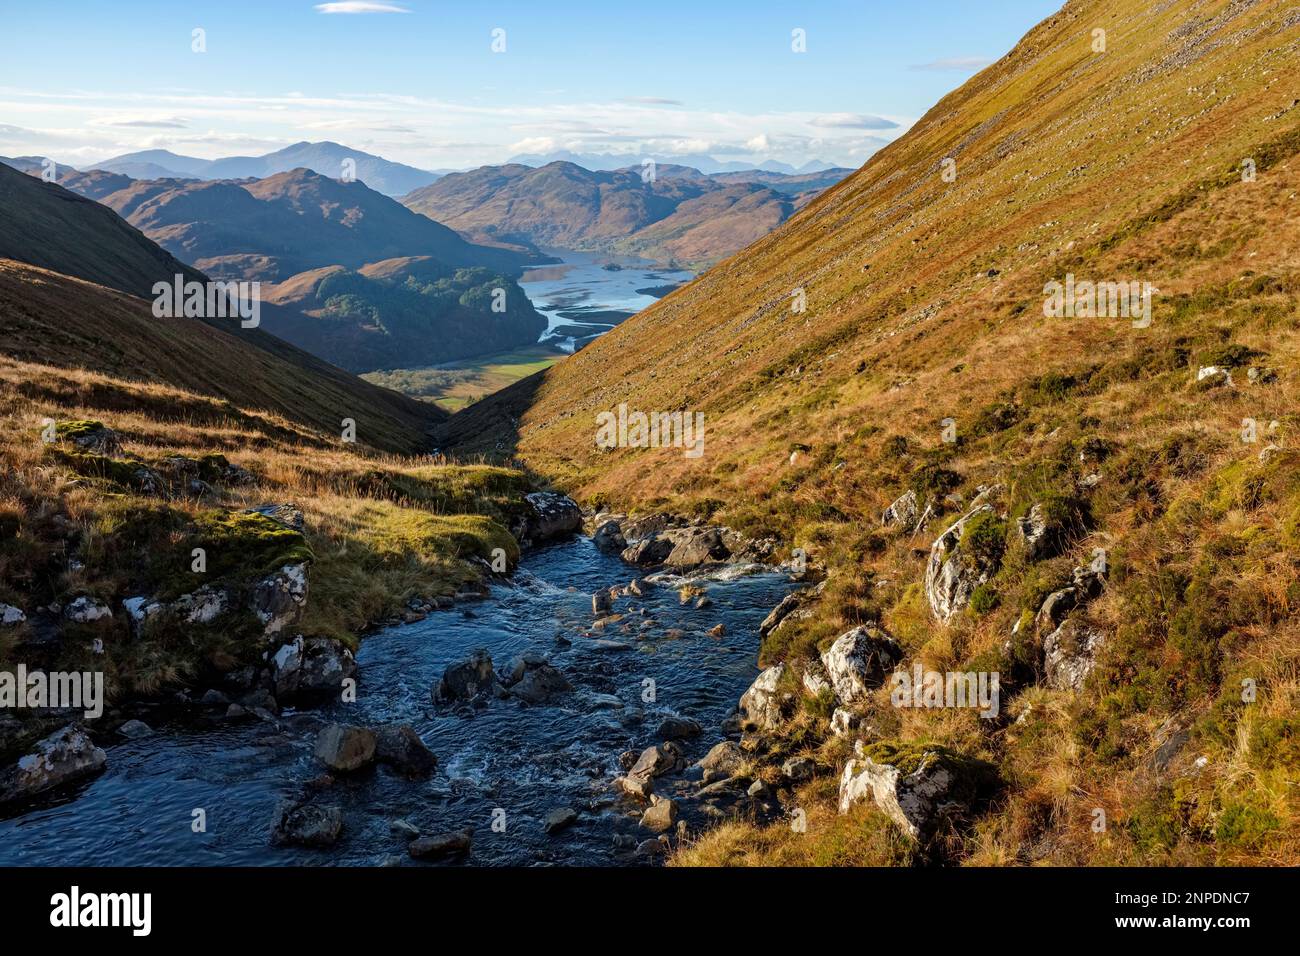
[910,56,994,72]
[810,113,898,130]
[314,2,410,14]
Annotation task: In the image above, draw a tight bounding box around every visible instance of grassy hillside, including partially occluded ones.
[402,161,820,268]
[0,348,528,701]
[0,259,445,455]
[0,162,205,297]
[441,0,1300,865]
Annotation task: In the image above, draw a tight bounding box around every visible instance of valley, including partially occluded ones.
[0,0,1296,884]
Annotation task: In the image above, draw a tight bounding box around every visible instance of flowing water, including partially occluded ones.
[519,250,693,352]
[0,537,792,866]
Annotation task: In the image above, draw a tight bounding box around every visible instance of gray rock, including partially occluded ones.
[1043,618,1107,690]
[696,741,745,778]
[782,756,816,782]
[881,489,919,529]
[375,724,437,777]
[270,801,342,847]
[433,648,497,703]
[620,534,676,566]
[924,505,999,622]
[759,593,800,638]
[249,563,309,639]
[63,596,112,624]
[271,635,357,701]
[61,423,122,456]
[408,829,472,859]
[313,724,376,773]
[592,520,628,554]
[0,724,106,805]
[543,807,579,834]
[1015,503,1051,561]
[640,798,678,833]
[592,590,612,615]
[838,746,989,840]
[656,716,702,740]
[517,492,582,544]
[739,664,788,729]
[819,626,902,705]
[830,708,860,737]
[0,603,26,626]
[509,662,574,704]
[244,503,305,532]
[662,527,730,569]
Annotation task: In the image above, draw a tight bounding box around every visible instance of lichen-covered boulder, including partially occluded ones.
[924,505,1002,622]
[882,489,919,529]
[516,492,582,544]
[272,635,357,700]
[0,724,107,806]
[1043,618,1107,690]
[819,626,903,705]
[250,563,309,638]
[838,743,993,840]
[63,596,112,624]
[739,663,788,729]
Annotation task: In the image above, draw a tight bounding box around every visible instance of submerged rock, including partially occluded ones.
[375,724,437,777]
[508,661,574,704]
[408,829,472,860]
[543,807,579,834]
[270,800,343,848]
[433,648,498,703]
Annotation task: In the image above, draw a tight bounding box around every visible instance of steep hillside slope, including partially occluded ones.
[0,162,205,297]
[401,161,823,268]
[442,0,1300,865]
[0,260,445,454]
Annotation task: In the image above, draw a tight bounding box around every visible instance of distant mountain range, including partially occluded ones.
[87,142,443,197]
[402,161,851,267]
[0,162,445,451]
[505,150,840,175]
[41,166,539,283]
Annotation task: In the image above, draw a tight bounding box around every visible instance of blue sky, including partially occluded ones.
[0,0,1062,170]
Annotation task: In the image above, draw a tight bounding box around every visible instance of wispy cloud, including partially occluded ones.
[96,117,189,129]
[314,2,410,14]
[910,56,994,72]
[810,113,898,130]
[619,97,684,106]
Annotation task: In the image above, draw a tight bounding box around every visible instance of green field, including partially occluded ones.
[361,344,567,411]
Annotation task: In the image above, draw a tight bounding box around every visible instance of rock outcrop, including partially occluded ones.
[515,492,582,545]
[924,505,1000,621]
[819,626,903,705]
[0,724,107,805]
[838,744,992,841]
[271,635,357,701]
[739,664,788,729]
